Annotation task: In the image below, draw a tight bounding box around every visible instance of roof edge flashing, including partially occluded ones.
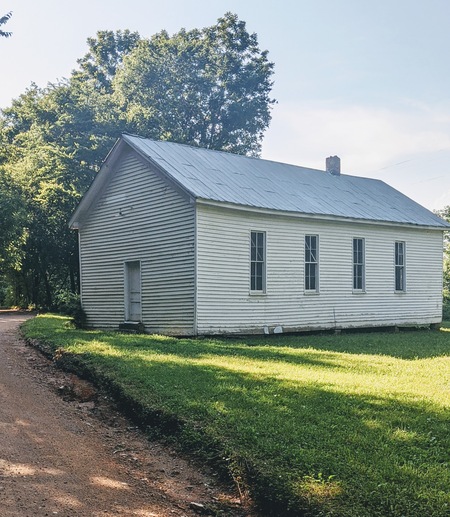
[195,198,449,230]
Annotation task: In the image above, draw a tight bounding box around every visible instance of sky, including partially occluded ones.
[2,0,450,210]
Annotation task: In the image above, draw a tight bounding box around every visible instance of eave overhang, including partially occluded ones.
[195,198,450,231]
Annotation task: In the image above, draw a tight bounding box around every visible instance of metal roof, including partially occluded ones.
[122,134,449,228]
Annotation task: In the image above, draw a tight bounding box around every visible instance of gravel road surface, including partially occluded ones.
[0,311,249,517]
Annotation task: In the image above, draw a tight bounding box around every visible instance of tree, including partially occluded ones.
[0,117,79,306]
[113,12,275,156]
[0,12,12,38]
[0,14,275,308]
[0,82,116,307]
[0,168,26,273]
[436,207,450,300]
[74,30,141,92]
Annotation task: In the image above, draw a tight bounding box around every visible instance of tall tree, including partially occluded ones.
[113,12,275,156]
[436,207,450,299]
[0,11,12,38]
[0,28,143,307]
[0,14,275,308]
[0,168,26,275]
[74,30,141,92]
[0,81,117,307]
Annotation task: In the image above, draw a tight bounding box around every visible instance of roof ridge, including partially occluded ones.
[121,133,326,175]
[120,134,449,229]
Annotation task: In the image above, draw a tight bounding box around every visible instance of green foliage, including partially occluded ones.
[0,83,100,307]
[75,30,141,92]
[0,167,27,271]
[443,295,450,320]
[113,13,275,156]
[0,14,275,308]
[436,207,450,312]
[22,315,450,516]
[54,290,86,327]
[0,276,8,307]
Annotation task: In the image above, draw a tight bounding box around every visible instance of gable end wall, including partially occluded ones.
[78,150,195,334]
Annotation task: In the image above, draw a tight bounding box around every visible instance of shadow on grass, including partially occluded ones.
[23,316,450,516]
[60,354,450,513]
[82,326,450,360]
[46,326,349,371]
[242,325,450,360]
[89,355,450,516]
[33,314,450,361]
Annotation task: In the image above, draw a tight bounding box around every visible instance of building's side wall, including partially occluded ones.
[196,204,443,334]
[79,149,195,334]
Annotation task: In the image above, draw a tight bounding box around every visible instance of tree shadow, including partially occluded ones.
[24,316,450,515]
[61,338,450,517]
[40,314,450,361]
[53,327,350,371]
[241,325,450,360]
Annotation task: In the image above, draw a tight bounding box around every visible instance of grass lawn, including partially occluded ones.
[22,315,450,516]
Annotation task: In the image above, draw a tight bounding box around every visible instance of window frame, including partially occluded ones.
[250,231,266,294]
[352,237,365,292]
[304,234,319,293]
[394,241,406,292]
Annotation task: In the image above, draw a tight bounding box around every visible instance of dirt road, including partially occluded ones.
[0,312,248,516]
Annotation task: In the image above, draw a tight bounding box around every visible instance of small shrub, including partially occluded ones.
[54,290,86,328]
[443,292,450,320]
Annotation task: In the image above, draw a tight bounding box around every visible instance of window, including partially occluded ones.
[250,231,265,292]
[305,235,319,291]
[395,241,406,291]
[353,238,365,291]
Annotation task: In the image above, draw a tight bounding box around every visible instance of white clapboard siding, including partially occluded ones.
[196,204,443,334]
[79,150,195,334]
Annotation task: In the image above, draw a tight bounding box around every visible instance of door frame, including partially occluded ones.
[124,260,142,322]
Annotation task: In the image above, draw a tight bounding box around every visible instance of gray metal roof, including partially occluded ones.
[123,134,449,228]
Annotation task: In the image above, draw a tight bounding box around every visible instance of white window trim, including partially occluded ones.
[304,234,320,294]
[352,237,366,293]
[250,230,266,295]
[394,241,407,293]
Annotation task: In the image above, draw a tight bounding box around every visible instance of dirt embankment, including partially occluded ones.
[0,311,253,516]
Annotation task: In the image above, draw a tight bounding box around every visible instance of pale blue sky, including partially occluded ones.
[2,0,450,209]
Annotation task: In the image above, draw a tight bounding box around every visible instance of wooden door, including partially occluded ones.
[125,261,141,322]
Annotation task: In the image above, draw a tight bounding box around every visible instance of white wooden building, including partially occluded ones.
[69,135,449,335]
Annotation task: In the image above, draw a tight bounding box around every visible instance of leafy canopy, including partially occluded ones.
[74,29,141,92]
[0,13,275,308]
[114,13,275,155]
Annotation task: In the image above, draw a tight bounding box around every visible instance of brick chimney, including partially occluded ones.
[326,156,340,176]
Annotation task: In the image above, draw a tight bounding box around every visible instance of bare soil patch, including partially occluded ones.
[0,311,255,516]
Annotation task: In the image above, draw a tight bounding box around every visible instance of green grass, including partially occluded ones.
[22,315,450,516]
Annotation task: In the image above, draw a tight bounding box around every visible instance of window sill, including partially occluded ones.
[304,290,320,296]
[249,291,267,297]
[394,290,407,294]
[352,290,366,294]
